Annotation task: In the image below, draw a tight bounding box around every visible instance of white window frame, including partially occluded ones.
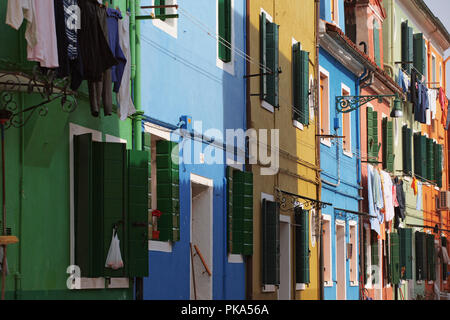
[260,8,275,114]
[424,42,428,83]
[152,0,178,39]
[69,123,129,290]
[341,83,352,158]
[364,223,372,289]
[335,219,347,299]
[431,53,436,84]
[319,66,331,147]
[349,220,358,286]
[261,192,276,293]
[323,214,333,287]
[216,0,235,75]
[144,122,174,252]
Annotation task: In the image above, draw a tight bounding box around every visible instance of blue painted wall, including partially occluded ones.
[139,0,247,300]
[319,47,361,301]
[320,0,346,32]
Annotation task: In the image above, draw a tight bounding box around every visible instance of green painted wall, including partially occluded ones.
[0,2,134,299]
[383,0,425,300]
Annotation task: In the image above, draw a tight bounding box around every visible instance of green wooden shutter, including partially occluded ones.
[295,208,310,284]
[443,237,448,281]
[383,118,394,172]
[260,12,267,101]
[293,44,310,125]
[399,228,413,280]
[262,199,280,285]
[402,126,412,174]
[427,234,436,281]
[74,134,103,278]
[420,135,427,180]
[426,138,434,183]
[373,20,381,66]
[218,0,231,62]
[142,132,152,239]
[95,141,127,278]
[401,22,413,74]
[227,167,235,253]
[413,33,426,76]
[266,21,279,107]
[435,144,443,188]
[390,232,400,285]
[414,133,421,177]
[385,232,391,283]
[371,235,379,267]
[367,108,374,160]
[127,150,149,277]
[234,170,254,256]
[156,140,180,242]
[415,231,426,281]
[155,0,166,20]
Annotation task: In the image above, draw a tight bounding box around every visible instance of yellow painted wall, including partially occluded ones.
[248,0,319,300]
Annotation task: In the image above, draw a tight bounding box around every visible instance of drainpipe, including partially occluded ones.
[245,0,253,301]
[315,0,323,301]
[131,0,144,300]
[223,177,227,299]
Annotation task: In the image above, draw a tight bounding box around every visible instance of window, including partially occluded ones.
[143,132,180,243]
[399,228,413,280]
[331,0,339,25]
[426,233,436,282]
[342,86,351,156]
[415,231,427,281]
[319,68,330,146]
[363,224,372,287]
[71,124,149,287]
[390,232,400,285]
[349,222,358,285]
[373,19,381,66]
[152,0,178,38]
[260,10,280,110]
[402,125,412,175]
[293,41,310,126]
[323,215,332,286]
[295,207,310,285]
[218,0,232,63]
[382,117,394,172]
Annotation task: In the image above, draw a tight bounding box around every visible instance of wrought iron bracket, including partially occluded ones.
[336,94,397,114]
[0,67,77,130]
[275,188,331,212]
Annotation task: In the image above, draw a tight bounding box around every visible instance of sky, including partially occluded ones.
[423,0,450,93]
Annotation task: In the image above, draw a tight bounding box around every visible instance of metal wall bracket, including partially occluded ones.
[336,94,397,114]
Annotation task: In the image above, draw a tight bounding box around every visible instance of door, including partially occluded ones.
[336,222,346,300]
[190,175,213,300]
[279,220,291,300]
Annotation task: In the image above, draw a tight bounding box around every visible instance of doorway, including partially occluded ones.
[190,174,213,300]
[336,221,346,300]
[279,216,291,300]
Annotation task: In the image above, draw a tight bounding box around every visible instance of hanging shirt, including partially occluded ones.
[416,181,422,211]
[117,13,136,121]
[64,0,79,60]
[106,8,127,93]
[368,165,380,235]
[78,0,118,82]
[27,0,59,68]
[429,89,437,120]
[381,171,394,222]
[6,0,37,49]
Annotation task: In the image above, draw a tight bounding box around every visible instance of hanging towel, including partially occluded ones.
[6,0,37,48]
[26,0,59,68]
[416,180,422,211]
[117,13,136,121]
[428,89,437,120]
[381,171,394,222]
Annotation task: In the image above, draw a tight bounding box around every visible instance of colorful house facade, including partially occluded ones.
[246,0,320,300]
[138,0,248,300]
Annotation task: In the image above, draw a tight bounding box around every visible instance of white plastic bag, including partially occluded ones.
[105,229,124,270]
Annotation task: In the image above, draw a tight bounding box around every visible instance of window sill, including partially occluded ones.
[227,254,244,264]
[320,139,332,148]
[343,150,353,158]
[324,281,333,287]
[262,285,276,293]
[217,58,235,76]
[149,240,173,252]
[296,283,306,291]
[293,120,304,131]
[349,281,359,287]
[261,100,275,113]
[70,277,129,290]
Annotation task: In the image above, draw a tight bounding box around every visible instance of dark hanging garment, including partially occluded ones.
[78,0,118,81]
[106,8,127,93]
[54,0,69,77]
[393,178,405,229]
[421,84,429,124]
[410,69,418,112]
